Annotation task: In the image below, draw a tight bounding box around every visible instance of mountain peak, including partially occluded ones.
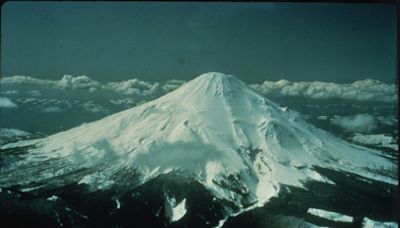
[195,72,241,84]
[197,72,234,80]
[170,72,248,99]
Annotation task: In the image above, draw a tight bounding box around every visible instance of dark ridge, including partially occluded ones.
[223,166,397,228]
[0,172,239,227]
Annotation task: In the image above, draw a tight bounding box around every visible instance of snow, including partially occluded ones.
[78,173,115,190]
[215,218,228,228]
[362,217,397,228]
[352,134,398,150]
[0,97,18,108]
[0,72,397,220]
[47,195,60,202]
[254,153,279,205]
[164,196,187,223]
[307,208,354,222]
[205,161,225,186]
[115,199,121,209]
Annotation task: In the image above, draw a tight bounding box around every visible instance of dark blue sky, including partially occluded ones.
[1,2,397,83]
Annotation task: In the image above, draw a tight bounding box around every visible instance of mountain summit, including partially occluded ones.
[184,71,247,93]
[1,72,396,223]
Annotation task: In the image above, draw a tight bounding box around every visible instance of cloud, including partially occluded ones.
[43,106,64,112]
[13,97,107,113]
[106,79,160,96]
[1,75,168,97]
[0,97,18,108]
[162,79,186,93]
[0,127,32,145]
[330,114,378,133]
[27,90,41,96]
[0,75,101,92]
[57,75,102,92]
[376,115,397,126]
[80,101,108,113]
[0,75,54,86]
[0,127,31,137]
[1,75,396,103]
[1,90,18,95]
[249,79,396,103]
[10,96,110,113]
[110,98,136,107]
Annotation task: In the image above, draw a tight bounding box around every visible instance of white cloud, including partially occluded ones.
[0,97,18,108]
[80,101,107,113]
[57,75,101,91]
[43,106,64,112]
[0,75,54,86]
[0,75,165,97]
[0,128,31,144]
[18,98,38,104]
[0,75,100,92]
[106,79,160,96]
[27,90,41,96]
[9,96,108,113]
[110,98,135,107]
[250,79,396,103]
[317,115,328,120]
[1,75,396,103]
[162,79,186,93]
[1,90,18,95]
[0,127,30,137]
[330,114,378,133]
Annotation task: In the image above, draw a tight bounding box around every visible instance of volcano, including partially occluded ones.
[0,72,396,227]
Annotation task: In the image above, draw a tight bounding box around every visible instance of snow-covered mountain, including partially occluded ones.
[0,72,396,224]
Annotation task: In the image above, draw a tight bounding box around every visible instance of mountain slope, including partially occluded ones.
[0,72,396,218]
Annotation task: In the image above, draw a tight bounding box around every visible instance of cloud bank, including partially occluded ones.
[0,75,185,97]
[1,75,395,103]
[330,114,378,133]
[249,79,396,103]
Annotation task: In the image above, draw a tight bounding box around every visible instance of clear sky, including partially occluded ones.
[1,1,397,83]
